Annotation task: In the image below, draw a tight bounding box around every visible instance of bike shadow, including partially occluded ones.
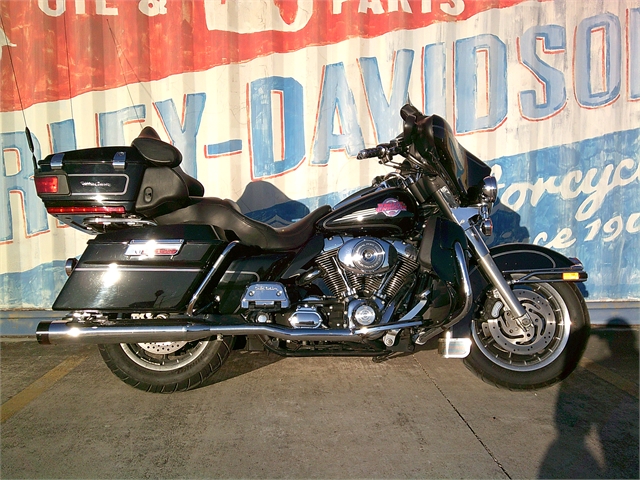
[538,319,639,479]
[203,348,284,387]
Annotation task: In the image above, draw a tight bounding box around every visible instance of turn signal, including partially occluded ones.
[562,272,580,281]
[480,218,493,236]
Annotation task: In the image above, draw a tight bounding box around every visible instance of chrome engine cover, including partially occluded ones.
[288,306,325,329]
[316,236,420,300]
[337,237,396,275]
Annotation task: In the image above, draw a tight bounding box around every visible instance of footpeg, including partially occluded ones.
[438,331,472,358]
[383,329,399,347]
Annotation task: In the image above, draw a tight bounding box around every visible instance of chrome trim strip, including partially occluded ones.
[332,208,378,223]
[125,239,185,257]
[74,267,201,272]
[67,173,130,196]
[398,288,431,321]
[83,217,157,228]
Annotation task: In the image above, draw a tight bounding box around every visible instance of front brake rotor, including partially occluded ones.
[482,289,557,355]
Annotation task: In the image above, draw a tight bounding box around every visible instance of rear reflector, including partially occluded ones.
[46,206,126,215]
[35,176,59,194]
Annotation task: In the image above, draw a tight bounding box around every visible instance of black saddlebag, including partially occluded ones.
[53,225,226,313]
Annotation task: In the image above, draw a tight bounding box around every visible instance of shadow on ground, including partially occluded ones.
[538,321,639,479]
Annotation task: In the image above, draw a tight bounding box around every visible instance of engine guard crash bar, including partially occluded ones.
[36,316,424,345]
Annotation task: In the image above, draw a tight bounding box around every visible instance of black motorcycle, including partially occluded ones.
[33,104,590,393]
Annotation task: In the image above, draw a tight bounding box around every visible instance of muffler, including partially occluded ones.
[36,316,423,345]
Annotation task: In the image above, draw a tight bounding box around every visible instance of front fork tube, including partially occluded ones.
[464,225,529,322]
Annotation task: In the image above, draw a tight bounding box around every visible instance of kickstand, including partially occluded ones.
[372,351,393,363]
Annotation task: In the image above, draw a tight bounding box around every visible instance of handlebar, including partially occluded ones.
[356,146,387,160]
[356,139,405,161]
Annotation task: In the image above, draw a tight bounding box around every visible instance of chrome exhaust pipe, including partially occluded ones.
[36,317,423,345]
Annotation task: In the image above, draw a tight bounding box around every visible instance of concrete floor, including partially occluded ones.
[1,328,638,479]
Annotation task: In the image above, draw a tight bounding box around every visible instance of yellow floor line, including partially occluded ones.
[1,355,88,423]
[579,357,639,399]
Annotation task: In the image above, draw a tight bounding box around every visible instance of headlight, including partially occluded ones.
[481,176,498,203]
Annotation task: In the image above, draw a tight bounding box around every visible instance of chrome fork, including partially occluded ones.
[432,189,531,325]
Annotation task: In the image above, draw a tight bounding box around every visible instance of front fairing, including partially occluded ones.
[412,114,492,203]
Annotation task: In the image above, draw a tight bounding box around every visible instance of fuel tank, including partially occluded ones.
[319,188,417,236]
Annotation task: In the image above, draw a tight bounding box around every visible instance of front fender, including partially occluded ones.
[451,242,587,336]
[484,243,587,275]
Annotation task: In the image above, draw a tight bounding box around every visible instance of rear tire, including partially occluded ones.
[464,281,590,390]
[98,336,233,393]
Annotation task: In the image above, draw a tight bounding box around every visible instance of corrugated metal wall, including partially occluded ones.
[1,0,639,311]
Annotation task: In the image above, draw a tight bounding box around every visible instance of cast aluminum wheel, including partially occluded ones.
[98,336,234,393]
[472,285,570,372]
[121,341,209,372]
[464,281,590,390]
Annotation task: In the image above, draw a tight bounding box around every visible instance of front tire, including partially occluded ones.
[464,281,590,390]
[98,336,233,393]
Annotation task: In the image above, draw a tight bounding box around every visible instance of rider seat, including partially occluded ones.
[131,127,330,251]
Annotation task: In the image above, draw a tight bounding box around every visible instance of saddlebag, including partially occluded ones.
[52,225,226,313]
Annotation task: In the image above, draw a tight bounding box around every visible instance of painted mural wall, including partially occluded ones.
[1,0,638,310]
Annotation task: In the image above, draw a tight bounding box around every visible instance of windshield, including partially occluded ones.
[402,107,491,201]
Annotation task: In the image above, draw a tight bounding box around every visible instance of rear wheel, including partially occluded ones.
[98,336,233,393]
[464,281,590,390]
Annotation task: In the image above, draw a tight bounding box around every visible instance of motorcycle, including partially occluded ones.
[33,104,590,393]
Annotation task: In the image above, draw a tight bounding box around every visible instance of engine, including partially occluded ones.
[316,236,419,302]
[242,236,420,332]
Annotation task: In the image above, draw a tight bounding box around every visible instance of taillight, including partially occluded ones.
[46,206,126,214]
[35,176,59,194]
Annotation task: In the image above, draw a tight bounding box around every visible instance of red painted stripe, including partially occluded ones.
[0,0,536,112]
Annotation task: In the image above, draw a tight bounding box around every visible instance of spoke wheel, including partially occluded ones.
[464,281,590,390]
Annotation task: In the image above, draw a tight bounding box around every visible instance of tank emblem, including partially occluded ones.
[376,198,407,217]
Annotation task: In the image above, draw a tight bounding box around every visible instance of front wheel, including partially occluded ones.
[98,336,234,393]
[464,281,590,390]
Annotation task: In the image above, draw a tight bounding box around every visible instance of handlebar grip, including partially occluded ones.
[357,147,384,160]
